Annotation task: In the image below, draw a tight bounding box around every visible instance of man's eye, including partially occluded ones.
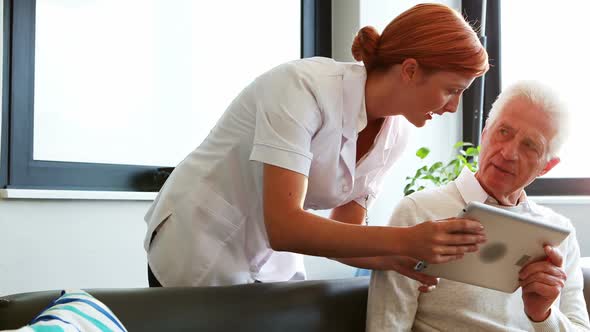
[525,141,539,152]
[499,128,508,135]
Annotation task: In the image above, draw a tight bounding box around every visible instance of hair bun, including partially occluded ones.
[351,26,380,69]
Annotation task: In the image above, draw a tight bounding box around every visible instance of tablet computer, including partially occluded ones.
[416,201,571,293]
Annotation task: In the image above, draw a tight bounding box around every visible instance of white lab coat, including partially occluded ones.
[143,57,410,286]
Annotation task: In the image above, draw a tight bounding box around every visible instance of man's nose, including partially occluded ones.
[500,140,519,160]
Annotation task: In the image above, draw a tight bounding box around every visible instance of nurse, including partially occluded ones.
[145,3,490,287]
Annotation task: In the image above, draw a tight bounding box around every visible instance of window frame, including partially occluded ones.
[462,0,589,196]
[0,0,331,191]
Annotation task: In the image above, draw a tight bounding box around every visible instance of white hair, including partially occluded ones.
[485,80,570,159]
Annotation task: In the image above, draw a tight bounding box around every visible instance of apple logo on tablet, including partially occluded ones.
[479,242,508,263]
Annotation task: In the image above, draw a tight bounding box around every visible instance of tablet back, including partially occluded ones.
[421,201,570,293]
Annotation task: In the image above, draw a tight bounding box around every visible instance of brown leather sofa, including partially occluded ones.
[1,270,589,332]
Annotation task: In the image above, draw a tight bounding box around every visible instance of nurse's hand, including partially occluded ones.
[402,217,486,264]
[377,255,439,292]
[335,255,439,292]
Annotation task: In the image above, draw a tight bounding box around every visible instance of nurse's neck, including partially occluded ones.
[364,65,408,122]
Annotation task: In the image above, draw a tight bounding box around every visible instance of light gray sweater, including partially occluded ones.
[366,169,590,332]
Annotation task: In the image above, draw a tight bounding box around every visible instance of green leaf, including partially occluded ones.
[405,189,415,196]
[454,161,461,174]
[428,162,443,172]
[453,141,474,149]
[457,155,468,164]
[445,159,458,168]
[417,186,425,191]
[414,168,423,178]
[416,147,430,159]
[403,183,412,193]
[465,147,478,156]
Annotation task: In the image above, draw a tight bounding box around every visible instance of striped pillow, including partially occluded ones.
[9,289,128,332]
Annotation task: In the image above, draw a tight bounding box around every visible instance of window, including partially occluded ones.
[0,0,331,191]
[463,0,590,195]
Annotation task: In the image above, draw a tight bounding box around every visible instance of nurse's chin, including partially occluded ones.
[401,114,427,128]
[410,118,428,128]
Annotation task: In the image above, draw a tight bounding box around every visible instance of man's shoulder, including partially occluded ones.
[405,182,461,204]
[528,199,575,230]
[399,182,465,223]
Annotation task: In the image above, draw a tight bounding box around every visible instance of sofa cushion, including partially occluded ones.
[3,289,127,332]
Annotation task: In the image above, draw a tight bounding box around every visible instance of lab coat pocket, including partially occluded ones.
[183,182,245,282]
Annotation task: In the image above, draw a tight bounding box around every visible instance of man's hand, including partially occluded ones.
[519,245,567,322]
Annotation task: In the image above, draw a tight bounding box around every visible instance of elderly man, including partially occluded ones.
[366,81,590,331]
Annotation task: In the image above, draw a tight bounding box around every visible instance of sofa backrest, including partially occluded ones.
[0,278,369,332]
[1,268,589,331]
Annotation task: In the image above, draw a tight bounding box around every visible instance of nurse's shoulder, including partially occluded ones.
[254,57,357,90]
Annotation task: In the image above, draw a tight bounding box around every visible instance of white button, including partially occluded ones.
[342,184,350,192]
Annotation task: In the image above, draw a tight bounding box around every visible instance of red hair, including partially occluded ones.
[351,3,488,76]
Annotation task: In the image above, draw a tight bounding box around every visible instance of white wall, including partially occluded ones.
[537,203,589,255]
[1,1,588,295]
[0,200,150,295]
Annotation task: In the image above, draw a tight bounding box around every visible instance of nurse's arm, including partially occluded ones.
[263,164,402,257]
[329,200,366,225]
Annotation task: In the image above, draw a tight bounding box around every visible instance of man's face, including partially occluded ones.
[477,97,558,199]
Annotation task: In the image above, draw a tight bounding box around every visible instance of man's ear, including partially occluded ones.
[400,58,418,82]
[539,157,560,177]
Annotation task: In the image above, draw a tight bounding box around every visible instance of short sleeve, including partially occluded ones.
[353,192,377,210]
[249,63,323,176]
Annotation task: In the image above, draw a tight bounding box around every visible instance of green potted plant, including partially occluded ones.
[404,142,480,196]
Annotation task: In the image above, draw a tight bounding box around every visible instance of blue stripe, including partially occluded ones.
[30,325,65,332]
[60,292,93,298]
[52,305,111,332]
[29,292,65,325]
[31,314,81,332]
[54,298,126,331]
